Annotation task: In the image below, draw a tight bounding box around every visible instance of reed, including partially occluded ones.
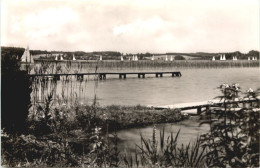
[35,60,259,72]
[123,127,207,167]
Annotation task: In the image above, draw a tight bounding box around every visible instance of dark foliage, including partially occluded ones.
[200,84,260,167]
[174,55,185,60]
[1,52,32,135]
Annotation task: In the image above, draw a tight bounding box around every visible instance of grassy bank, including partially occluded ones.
[2,103,185,167]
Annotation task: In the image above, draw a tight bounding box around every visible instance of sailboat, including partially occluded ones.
[165,55,168,61]
[73,54,76,61]
[212,56,215,61]
[135,55,138,61]
[223,54,226,61]
[60,55,64,61]
[121,55,124,61]
[151,55,154,61]
[55,55,58,61]
[248,57,250,61]
[100,56,102,61]
[170,56,173,61]
[21,46,34,63]
[220,54,223,61]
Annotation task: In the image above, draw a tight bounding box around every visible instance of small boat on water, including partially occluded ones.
[121,55,124,61]
[73,54,76,61]
[135,55,138,61]
[170,56,173,61]
[165,55,168,61]
[212,56,215,61]
[222,54,226,61]
[151,55,154,61]
[100,56,102,61]
[21,46,34,64]
[60,55,64,61]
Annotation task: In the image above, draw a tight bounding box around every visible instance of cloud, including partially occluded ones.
[1,0,259,53]
[113,16,164,36]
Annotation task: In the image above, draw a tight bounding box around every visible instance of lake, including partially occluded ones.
[32,66,260,153]
[34,67,259,106]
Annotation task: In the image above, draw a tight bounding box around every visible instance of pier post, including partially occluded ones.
[123,74,126,79]
[103,74,106,79]
[197,106,202,115]
[172,73,175,77]
[206,106,209,113]
[54,75,60,81]
[142,73,145,78]
[156,73,159,77]
[160,73,163,77]
[138,74,141,78]
[77,74,83,81]
[119,74,122,79]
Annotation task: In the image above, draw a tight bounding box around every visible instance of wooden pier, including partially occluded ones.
[29,71,182,80]
[150,97,259,115]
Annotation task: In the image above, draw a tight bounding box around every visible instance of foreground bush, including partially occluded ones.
[200,84,260,167]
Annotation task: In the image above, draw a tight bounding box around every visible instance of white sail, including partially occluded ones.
[170,56,173,61]
[151,55,154,61]
[165,55,168,61]
[21,46,34,63]
[121,56,124,61]
[73,54,76,61]
[100,56,102,61]
[60,55,64,61]
[55,55,58,61]
[248,57,250,60]
[135,55,138,61]
[220,55,223,60]
[212,56,215,61]
[223,54,226,60]
[252,57,255,60]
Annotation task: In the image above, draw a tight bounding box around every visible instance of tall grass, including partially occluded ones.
[34,60,259,72]
[123,127,207,167]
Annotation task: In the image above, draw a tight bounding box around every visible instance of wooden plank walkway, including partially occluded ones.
[149,97,260,115]
[28,71,182,80]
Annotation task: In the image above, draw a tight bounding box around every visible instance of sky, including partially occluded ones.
[0,0,259,53]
